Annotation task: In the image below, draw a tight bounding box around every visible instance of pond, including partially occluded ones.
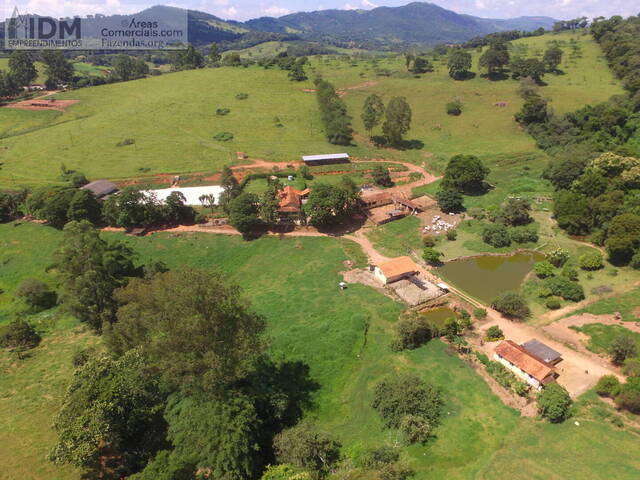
[420,307,457,329]
[438,251,545,304]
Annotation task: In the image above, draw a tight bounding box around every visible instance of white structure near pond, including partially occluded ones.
[145,185,224,206]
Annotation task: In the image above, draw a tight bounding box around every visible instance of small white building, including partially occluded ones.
[374,256,420,285]
[494,340,556,390]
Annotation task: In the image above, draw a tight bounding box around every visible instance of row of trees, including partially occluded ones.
[445,41,562,82]
[0,50,74,95]
[20,182,197,230]
[315,77,354,145]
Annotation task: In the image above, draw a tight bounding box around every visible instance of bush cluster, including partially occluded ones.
[372,374,443,444]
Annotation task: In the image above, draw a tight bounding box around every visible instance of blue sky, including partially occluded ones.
[8,0,639,21]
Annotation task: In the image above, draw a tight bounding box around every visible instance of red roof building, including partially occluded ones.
[494,340,556,390]
[278,186,310,214]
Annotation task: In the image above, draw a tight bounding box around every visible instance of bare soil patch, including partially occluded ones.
[5,98,79,111]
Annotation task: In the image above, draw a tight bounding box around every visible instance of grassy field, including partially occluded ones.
[0,222,62,322]
[2,222,639,480]
[571,323,640,356]
[0,31,621,189]
[568,287,640,322]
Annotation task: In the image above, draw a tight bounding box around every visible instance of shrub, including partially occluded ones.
[614,377,640,414]
[542,276,585,302]
[116,138,135,147]
[630,252,640,270]
[595,375,621,397]
[446,229,457,241]
[547,248,570,267]
[215,108,230,116]
[610,335,638,365]
[235,93,249,100]
[446,99,463,116]
[473,307,487,320]
[422,235,436,247]
[400,414,433,444]
[0,320,41,350]
[534,261,555,278]
[485,325,504,341]
[274,423,341,477]
[379,463,415,480]
[491,291,530,319]
[537,286,553,298]
[71,347,96,368]
[509,226,539,244]
[213,132,234,142]
[579,252,604,271]
[561,265,578,281]
[392,313,433,351]
[372,374,443,443]
[70,172,89,188]
[483,223,511,247]
[623,358,640,377]
[358,446,399,469]
[514,381,529,397]
[545,296,562,310]
[537,383,572,423]
[15,279,57,312]
[422,247,443,265]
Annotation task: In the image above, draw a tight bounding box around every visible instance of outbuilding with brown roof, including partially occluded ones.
[494,340,556,390]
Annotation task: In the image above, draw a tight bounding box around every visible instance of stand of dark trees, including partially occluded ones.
[314,77,354,145]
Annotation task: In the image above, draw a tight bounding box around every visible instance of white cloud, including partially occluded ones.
[361,0,378,8]
[474,0,488,10]
[343,2,356,9]
[223,5,238,17]
[262,5,291,16]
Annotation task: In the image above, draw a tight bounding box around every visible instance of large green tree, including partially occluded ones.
[361,94,385,138]
[382,97,412,146]
[49,349,167,479]
[303,183,354,227]
[442,154,490,194]
[40,50,74,86]
[447,49,472,79]
[53,220,136,332]
[229,192,262,238]
[543,45,563,71]
[106,268,266,392]
[479,42,510,76]
[9,50,37,86]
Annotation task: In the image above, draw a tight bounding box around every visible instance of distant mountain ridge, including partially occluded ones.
[1,3,556,50]
[241,2,556,47]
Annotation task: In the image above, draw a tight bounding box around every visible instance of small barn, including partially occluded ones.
[82,180,119,200]
[374,256,420,285]
[301,153,350,166]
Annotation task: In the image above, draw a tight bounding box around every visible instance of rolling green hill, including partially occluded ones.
[0,31,622,189]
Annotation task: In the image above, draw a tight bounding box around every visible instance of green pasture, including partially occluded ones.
[1,222,639,479]
[571,323,640,356]
[0,31,622,189]
[567,287,640,322]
